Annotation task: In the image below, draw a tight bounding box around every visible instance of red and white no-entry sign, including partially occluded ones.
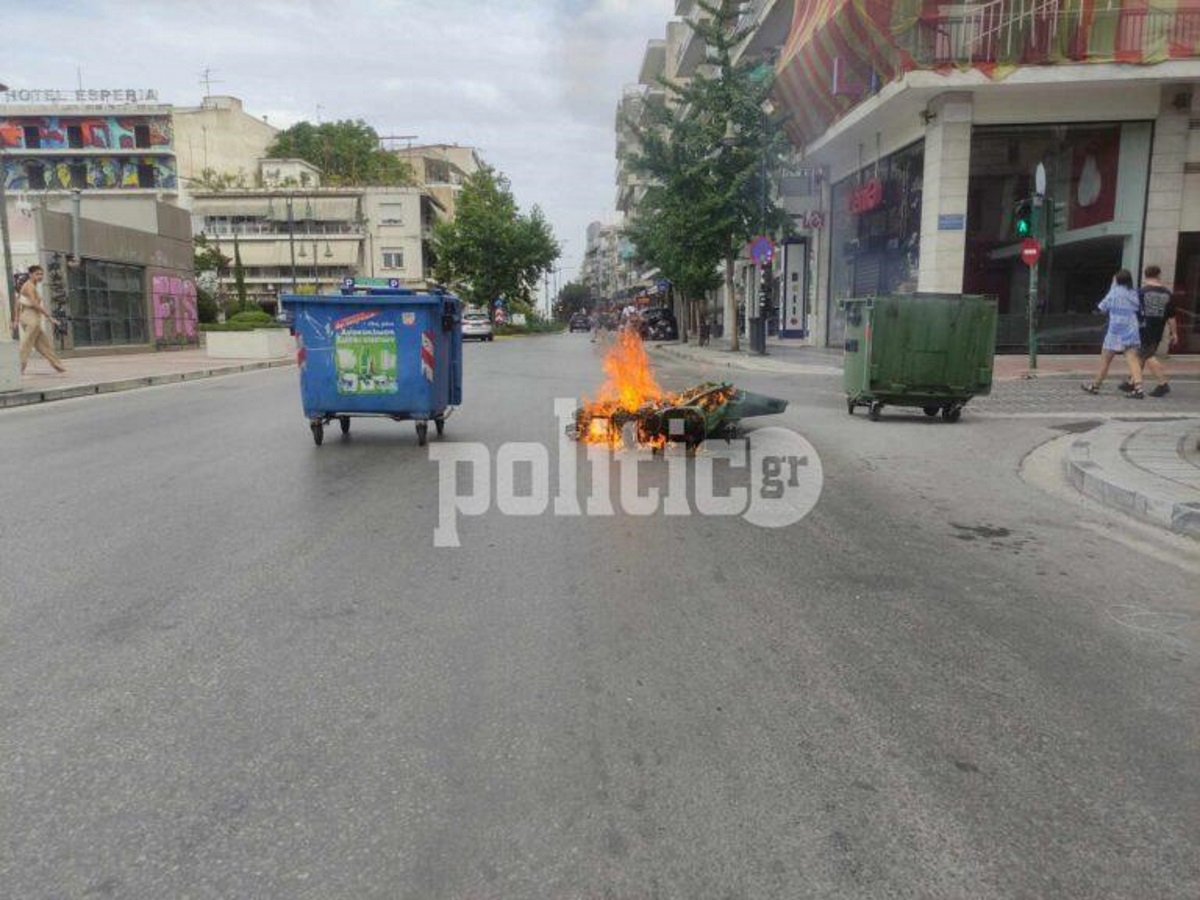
[1020,238,1041,267]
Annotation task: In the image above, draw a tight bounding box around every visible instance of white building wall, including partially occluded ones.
[918,94,973,294]
[1144,87,1192,281]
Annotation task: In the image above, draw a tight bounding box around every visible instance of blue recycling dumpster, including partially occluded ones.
[282,285,462,446]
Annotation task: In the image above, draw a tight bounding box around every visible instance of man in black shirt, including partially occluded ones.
[1121,265,1178,397]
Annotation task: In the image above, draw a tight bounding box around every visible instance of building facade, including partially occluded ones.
[172,95,278,196]
[770,0,1200,352]
[621,0,1200,353]
[191,160,445,311]
[390,144,482,222]
[2,92,196,352]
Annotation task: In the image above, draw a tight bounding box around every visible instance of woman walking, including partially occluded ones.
[1082,269,1143,399]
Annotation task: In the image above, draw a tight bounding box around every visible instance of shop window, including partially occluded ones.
[22,125,40,148]
[134,124,151,149]
[67,259,147,347]
[25,162,46,190]
[382,248,404,270]
[67,125,84,149]
[964,121,1152,352]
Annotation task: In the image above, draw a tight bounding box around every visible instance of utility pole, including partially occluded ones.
[1027,162,1047,372]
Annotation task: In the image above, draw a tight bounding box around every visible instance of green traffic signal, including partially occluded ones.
[1014,200,1032,238]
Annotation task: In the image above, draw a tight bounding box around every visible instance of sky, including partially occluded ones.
[2,0,676,288]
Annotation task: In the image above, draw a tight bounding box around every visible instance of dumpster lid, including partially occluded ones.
[281,290,455,307]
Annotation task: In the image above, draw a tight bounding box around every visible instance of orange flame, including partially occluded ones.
[596,329,665,412]
[574,330,665,448]
[573,331,735,450]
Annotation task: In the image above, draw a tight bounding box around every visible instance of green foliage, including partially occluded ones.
[432,166,559,308]
[233,234,248,309]
[194,233,230,275]
[265,120,415,186]
[196,289,219,324]
[191,168,250,192]
[622,0,793,303]
[200,320,286,332]
[553,281,593,321]
[227,309,275,325]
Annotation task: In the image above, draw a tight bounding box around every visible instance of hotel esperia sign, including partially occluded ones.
[1,88,160,104]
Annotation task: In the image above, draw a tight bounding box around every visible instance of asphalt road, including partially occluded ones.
[1,334,1197,899]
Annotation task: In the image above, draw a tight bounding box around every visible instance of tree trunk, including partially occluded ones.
[724,254,739,352]
[676,290,688,343]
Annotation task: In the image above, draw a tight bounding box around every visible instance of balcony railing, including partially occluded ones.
[902,7,1200,68]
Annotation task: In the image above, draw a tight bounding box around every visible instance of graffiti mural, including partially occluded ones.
[151,275,199,345]
[0,115,173,151]
[2,156,177,191]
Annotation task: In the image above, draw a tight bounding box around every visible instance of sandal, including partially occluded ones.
[1080,382,1100,395]
[1125,384,1145,400]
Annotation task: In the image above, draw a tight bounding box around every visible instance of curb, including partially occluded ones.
[1066,421,1200,536]
[0,359,295,410]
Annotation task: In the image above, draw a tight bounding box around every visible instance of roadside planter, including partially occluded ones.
[204,328,296,360]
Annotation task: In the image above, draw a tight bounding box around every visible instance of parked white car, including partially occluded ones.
[462,312,494,342]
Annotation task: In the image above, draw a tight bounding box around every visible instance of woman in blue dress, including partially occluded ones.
[1082,269,1144,399]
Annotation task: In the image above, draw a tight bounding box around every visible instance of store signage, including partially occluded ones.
[1020,238,1041,267]
[938,213,965,231]
[748,235,775,266]
[848,178,883,214]
[1,88,160,104]
[794,211,826,230]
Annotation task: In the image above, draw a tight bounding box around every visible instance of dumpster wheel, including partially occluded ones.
[847,397,856,415]
[310,420,324,446]
[942,403,963,423]
[923,405,940,418]
[339,416,351,435]
[416,421,429,446]
[868,401,883,421]
[435,416,445,437]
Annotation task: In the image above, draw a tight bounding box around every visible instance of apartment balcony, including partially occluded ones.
[735,0,794,64]
[639,39,667,85]
[776,0,1200,146]
[674,11,711,78]
[898,3,1200,68]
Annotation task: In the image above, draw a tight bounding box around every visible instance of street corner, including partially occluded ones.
[1063,417,1200,536]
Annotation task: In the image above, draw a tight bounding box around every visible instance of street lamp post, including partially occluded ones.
[286,194,298,293]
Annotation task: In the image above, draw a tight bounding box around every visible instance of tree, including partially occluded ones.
[432,166,559,309]
[554,281,592,321]
[265,120,414,187]
[193,233,230,322]
[232,234,248,311]
[622,0,794,348]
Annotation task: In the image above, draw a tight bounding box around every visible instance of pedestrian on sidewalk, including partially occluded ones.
[17,265,67,375]
[1118,265,1177,398]
[1082,269,1142,398]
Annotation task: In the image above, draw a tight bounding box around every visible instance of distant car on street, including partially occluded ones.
[569,312,591,332]
[462,311,494,342]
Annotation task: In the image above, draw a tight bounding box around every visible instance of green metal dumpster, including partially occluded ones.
[841,294,997,422]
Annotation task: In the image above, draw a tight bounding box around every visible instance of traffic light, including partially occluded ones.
[1013,199,1033,238]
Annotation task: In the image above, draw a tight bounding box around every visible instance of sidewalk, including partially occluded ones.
[652,336,1200,381]
[650,337,1200,537]
[0,348,294,410]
